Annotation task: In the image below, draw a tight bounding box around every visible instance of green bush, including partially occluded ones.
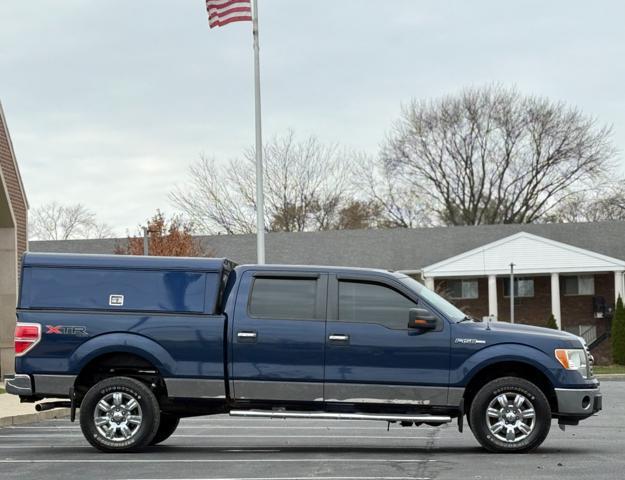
[612,296,625,366]
[546,314,558,330]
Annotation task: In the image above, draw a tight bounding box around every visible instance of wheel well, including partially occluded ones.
[463,361,557,412]
[74,352,165,399]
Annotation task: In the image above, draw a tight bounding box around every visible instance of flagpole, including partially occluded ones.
[252,0,266,264]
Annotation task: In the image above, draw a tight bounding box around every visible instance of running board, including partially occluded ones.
[229,410,452,424]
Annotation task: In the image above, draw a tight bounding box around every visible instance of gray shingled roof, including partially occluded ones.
[29,221,625,271]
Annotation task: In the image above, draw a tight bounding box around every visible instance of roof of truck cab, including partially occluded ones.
[22,252,231,272]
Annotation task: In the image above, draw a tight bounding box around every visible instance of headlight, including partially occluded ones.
[555,349,589,378]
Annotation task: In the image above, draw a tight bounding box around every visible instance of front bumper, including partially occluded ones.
[4,374,33,396]
[555,386,602,417]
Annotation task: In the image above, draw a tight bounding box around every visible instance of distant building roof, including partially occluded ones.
[422,231,625,277]
[29,221,625,272]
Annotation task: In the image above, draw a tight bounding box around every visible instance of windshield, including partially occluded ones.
[398,276,466,322]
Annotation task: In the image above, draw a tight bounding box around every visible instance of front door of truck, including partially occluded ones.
[324,274,453,407]
[231,270,327,402]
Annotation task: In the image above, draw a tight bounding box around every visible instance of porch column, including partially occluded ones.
[615,270,625,304]
[424,277,434,290]
[551,273,561,330]
[488,275,498,320]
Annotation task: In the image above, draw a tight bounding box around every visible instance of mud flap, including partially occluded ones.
[70,387,77,422]
[457,399,464,433]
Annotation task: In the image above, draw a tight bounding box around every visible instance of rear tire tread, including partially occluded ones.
[79,376,161,453]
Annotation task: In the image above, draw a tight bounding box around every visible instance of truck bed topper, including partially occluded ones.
[19,252,236,315]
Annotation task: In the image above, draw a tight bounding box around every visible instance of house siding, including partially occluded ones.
[0,109,28,265]
[0,103,28,380]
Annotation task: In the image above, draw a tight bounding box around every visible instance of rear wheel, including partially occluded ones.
[79,376,160,452]
[150,414,180,445]
[469,376,551,453]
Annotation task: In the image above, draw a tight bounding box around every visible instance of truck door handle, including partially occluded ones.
[328,334,349,342]
[237,331,257,341]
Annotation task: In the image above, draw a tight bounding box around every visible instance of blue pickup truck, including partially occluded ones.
[5,253,601,453]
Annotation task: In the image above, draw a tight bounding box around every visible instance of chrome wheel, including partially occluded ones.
[485,392,536,443]
[93,391,143,442]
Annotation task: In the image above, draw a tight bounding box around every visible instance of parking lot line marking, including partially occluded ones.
[0,459,436,464]
[0,434,434,439]
[0,444,442,449]
[0,425,402,432]
[222,449,281,452]
[122,477,430,480]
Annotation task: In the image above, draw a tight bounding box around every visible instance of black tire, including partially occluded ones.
[469,376,551,453]
[150,414,180,445]
[79,376,161,452]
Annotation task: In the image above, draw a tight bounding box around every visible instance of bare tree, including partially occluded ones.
[353,153,433,228]
[29,202,115,240]
[383,85,616,225]
[545,184,625,223]
[171,132,355,234]
[335,200,382,230]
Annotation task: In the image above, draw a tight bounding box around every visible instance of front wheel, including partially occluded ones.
[469,376,551,453]
[79,376,161,452]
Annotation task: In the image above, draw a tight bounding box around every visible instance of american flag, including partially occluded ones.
[206,0,252,29]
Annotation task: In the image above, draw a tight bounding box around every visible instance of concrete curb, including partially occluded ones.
[0,408,71,428]
[595,374,625,381]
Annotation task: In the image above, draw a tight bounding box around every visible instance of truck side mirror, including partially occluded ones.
[408,308,438,330]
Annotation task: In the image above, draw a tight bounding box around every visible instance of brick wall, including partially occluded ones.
[435,278,490,320]
[561,273,613,330]
[436,274,614,330]
[497,276,552,327]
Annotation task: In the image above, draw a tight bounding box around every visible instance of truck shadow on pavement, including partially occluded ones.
[141,445,592,455]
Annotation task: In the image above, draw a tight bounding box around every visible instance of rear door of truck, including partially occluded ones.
[230,270,327,402]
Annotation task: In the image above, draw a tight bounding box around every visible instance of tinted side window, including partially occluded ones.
[339,281,417,330]
[249,278,317,320]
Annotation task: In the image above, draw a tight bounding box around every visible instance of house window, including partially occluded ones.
[562,275,595,296]
[446,279,479,299]
[503,277,534,298]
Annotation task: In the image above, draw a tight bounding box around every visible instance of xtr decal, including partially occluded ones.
[46,325,89,336]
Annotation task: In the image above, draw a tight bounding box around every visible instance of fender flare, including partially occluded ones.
[68,332,177,377]
[452,343,563,388]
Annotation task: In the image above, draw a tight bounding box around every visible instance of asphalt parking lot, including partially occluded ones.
[0,381,623,480]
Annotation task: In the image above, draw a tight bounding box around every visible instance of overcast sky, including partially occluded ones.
[2,0,624,235]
